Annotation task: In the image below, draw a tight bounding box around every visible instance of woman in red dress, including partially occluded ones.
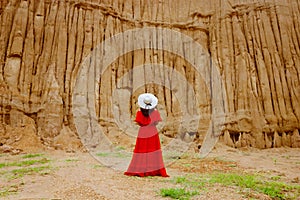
[124,93,169,177]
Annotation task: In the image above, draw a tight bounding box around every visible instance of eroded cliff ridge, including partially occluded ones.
[0,0,299,153]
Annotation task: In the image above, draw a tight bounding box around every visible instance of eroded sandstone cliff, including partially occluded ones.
[0,0,299,153]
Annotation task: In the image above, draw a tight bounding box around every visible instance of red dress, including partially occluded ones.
[124,109,169,177]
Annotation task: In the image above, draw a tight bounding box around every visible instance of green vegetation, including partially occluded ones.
[209,173,300,199]
[271,175,282,181]
[160,188,198,200]
[21,153,44,159]
[65,158,79,162]
[0,153,52,198]
[96,152,110,157]
[160,172,300,200]
[8,165,51,179]
[0,158,49,169]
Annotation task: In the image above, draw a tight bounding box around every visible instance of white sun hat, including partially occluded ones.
[137,93,158,109]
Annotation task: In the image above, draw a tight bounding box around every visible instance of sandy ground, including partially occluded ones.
[1,143,300,200]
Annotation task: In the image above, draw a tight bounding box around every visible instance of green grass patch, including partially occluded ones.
[9,165,51,179]
[208,172,300,199]
[0,154,54,198]
[160,173,300,200]
[96,152,110,157]
[209,173,258,188]
[0,158,50,169]
[173,176,206,188]
[271,175,282,181]
[259,180,299,199]
[21,153,44,159]
[65,158,79,162]
[160,188,198,200]
[0,155,52,179]
[0,162,6,168]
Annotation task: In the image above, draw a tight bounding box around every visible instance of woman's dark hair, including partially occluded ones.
[140,108,154,117]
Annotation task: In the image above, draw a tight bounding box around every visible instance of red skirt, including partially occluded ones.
[124,110,169,177]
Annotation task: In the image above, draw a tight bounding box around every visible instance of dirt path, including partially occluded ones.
[1,144,300,200]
